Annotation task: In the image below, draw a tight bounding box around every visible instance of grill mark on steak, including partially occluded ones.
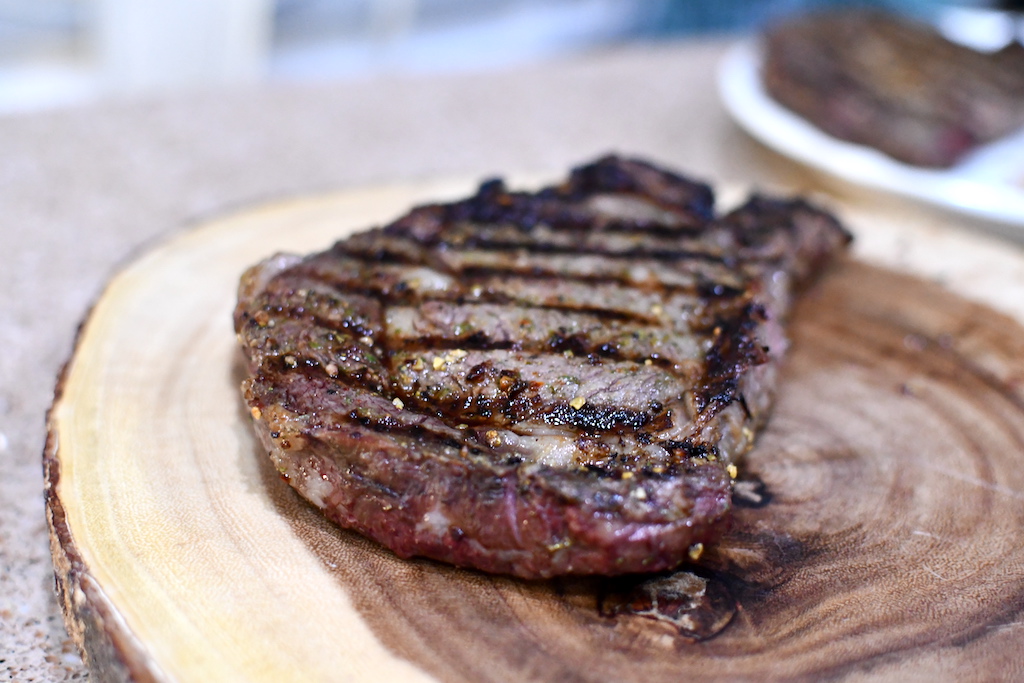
[339,228,740,287]
[342,244,748,294]
[246,369,472,450]
[383,302,711,367]
[246,329,389,395]
[419,227,735,262]
[249,363,682,479]
[453,268,735,298]
[235,154,852,578]
[389,347,684,430]
[243,280,383,340]
[290,256,733,327]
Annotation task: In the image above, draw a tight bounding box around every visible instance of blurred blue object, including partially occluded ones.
[638,0,957,36]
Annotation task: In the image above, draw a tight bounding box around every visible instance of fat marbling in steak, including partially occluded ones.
[234,155,851,578]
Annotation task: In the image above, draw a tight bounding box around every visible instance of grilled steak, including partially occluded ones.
[763,10,1024,167]
[234,156,851,578]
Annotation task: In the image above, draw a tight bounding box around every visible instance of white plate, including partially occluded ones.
[717,39,1024,226]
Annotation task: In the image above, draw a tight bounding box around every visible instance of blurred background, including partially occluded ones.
[0,0,1018,114]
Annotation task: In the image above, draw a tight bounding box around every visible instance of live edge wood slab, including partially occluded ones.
[45,180,1024,682]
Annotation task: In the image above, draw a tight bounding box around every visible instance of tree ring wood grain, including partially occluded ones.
[45,182,1024,681]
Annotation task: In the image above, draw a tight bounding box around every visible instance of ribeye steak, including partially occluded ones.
[234,156,851,578]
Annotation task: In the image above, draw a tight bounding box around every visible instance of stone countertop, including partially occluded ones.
[0,36,936,680]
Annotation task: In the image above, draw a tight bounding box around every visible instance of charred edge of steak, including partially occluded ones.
[383,155,715,242]
[234,154,851,578]
[693,303,768,418]
[718,195,853,283]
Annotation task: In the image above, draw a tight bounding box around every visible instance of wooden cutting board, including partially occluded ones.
[45,180,1024,682]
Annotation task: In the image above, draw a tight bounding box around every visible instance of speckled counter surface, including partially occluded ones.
[0,37,957,680]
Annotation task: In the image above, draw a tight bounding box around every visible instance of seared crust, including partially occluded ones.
[234,155,851,578]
